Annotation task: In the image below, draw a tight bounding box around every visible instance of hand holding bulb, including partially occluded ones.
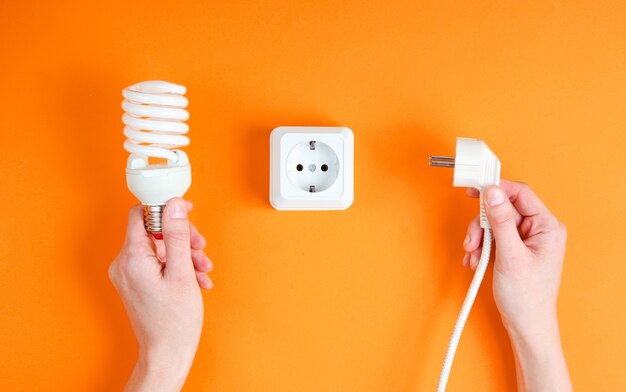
[112,81,212,390]
[109,199,213,391]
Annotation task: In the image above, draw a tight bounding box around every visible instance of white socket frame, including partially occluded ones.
[270,126,354,210]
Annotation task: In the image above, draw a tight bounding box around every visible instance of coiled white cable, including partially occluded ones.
[436,228,492,392]
[122,80,189,163]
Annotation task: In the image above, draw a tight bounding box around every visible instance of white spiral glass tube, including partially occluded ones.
[122,81,189,162]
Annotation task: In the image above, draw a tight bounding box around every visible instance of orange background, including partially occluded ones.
[1,1,625,390]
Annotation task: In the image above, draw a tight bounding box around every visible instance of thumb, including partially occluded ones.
[162,198,194,279]
[483,186,525,256]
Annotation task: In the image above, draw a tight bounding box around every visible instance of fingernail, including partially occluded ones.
[486,187,506,207]
[170,202,187,219]
[463,233,471,248]
[462,253,469,267]
[199,235,207,248]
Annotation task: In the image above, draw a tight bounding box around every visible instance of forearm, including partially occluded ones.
[125,352,193,392]
[506,315,572,392]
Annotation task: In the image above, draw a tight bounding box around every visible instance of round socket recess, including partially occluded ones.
[286,140,339,193]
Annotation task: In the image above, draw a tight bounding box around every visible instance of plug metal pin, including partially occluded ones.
[429,155,455,168]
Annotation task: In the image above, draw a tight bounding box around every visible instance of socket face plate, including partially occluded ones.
[270,126,354,210]
[286,140,339,193]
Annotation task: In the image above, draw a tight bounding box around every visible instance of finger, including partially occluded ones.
[467,186,523,226]
[156,221,204,258]
[189,222,206,250]
[483,186,525,256]
[192,249,213,273]
[468,246,483,270]
[196,271,213,289]
[469,180,550,220]
[154,239,166,261]
[499,179,552,220]
[162,198,194,279]
[157,225,208,270]
[185,200,193,213]
[466,188,480,198]
[463,216,483,252]
[124,204,152,249]
[117,205,162,276]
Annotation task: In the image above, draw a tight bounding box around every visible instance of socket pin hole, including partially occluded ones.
[296,164,303,171]
[321,164,328,172]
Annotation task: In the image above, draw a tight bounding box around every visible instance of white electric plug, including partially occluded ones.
[430,137,501,228]
[270,126,354,210]
[429,137,501,392]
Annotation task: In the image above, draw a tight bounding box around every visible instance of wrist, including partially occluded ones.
[126,349,196,392]
[503,312,573,391]
[504,312,563,362]
[500,303,559,341]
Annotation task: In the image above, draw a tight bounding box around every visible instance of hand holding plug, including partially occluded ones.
[429,138,572,392]
[462,181,572,391]
[431,137,571,392]
[463,181,567,335]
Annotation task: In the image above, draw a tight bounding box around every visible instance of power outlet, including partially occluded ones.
[270,126,354,210]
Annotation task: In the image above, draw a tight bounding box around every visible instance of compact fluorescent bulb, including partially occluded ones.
[122,80,192,239]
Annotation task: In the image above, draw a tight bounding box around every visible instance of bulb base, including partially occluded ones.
[144,205,165,240]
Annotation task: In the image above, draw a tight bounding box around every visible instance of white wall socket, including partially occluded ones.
[270,126,354,210]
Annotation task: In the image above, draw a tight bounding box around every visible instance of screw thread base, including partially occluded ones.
[144,205,165,239]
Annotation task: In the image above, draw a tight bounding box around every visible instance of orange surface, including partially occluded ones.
[1,1,625,390]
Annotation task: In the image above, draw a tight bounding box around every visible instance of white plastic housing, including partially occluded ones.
[452,137,501,228]
[453,137,500,189]
[126,150,191,205]
[270,126,354,210]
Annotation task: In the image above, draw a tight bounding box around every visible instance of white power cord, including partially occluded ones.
[436,228,492,392]
[430,137,501,391]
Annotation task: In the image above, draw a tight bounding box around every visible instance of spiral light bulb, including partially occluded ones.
[122,80,191,239]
